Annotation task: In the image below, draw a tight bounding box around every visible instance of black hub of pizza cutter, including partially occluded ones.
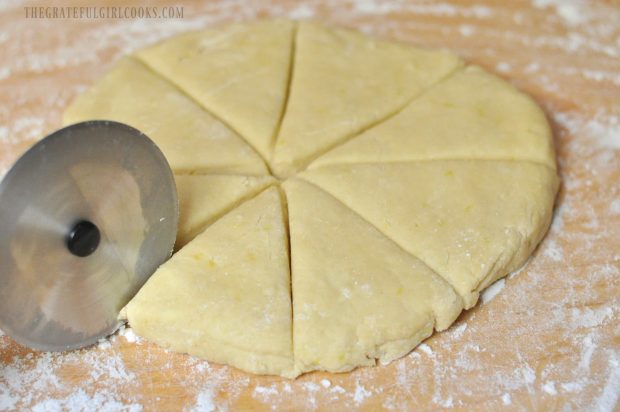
[66,220,101,257]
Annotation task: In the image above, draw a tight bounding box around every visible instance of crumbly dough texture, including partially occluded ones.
[64,20,559,378]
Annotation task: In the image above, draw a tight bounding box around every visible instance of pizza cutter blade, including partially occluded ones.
[0,120,178,351]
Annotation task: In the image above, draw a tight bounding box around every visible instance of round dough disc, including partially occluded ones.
[63,20,559,378]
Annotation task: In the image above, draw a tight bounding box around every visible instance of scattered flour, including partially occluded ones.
[542,381,558,395]
[31,389,142,412]
[554,112,620,150]
[417,343,433,356]
[188,390,215,412]
[561,382,583,393]
[253,384,279,399]
[352,381,372,406]
[609,199,620,216]
[524,62,540,73]
[570,307,614,329]
[0,350,141,410]
[578,334,597,371]
[449,323,468,339]
[502,393,512,405]
[501,393,512,405]
[458,24,475,37]
[593,354,620,412]
[480,279,505,304]
[542,239,564,262]
[97,339,113,350]
[495,62,512,73]
[288,4,315,20]
[302,382,320,393]
[7,116,46,143]
[330,385,346,394]
[533,0,590,26]
[0,67,11,80]
[351,1,492,18]
[119,326,140,344]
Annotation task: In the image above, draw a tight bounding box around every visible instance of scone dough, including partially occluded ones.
[65,21,558,378]
[284,178,463,373]
[310,65,556,170]
[300,161,558,309]
[136,20,295,160]
[272,21,463,177]
[125,187,295,377]
[174,174,275,248]
[63,57,267,176]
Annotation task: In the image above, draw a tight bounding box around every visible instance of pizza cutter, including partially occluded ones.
[0,120,178,351]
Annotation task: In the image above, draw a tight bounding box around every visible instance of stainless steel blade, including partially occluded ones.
[0,120,178,351]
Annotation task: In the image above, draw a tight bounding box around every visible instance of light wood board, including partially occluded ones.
[0,0,619,410]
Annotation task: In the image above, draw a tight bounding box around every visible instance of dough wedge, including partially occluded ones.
[63,57,267,175]
[125,187,296,377]
[284,179,463,373]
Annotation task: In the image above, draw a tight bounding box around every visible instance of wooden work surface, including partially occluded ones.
[0,0,619,410]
